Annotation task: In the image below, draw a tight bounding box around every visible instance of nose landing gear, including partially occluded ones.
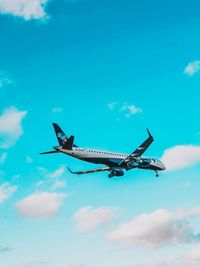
[155,171,159,177]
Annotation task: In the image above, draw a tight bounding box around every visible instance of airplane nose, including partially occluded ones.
[161,163,166,170]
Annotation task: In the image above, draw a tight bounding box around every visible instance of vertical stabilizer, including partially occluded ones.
[52,123,78,148]
[52,123,68,147]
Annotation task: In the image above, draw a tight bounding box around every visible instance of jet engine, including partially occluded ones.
[108,169,124,178]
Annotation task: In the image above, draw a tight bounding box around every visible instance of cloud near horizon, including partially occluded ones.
[107,207,200,248]
[130,245,200,267]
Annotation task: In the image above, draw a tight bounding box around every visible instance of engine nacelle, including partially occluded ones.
[108,169,124,178]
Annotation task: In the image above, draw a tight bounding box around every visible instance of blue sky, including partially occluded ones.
[1,1,200,267]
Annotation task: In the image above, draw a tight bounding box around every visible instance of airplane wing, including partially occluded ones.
[67,167,110,175]
[119,129,154,165]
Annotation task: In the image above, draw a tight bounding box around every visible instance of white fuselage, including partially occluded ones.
[58,146,165,171]
[60,147,127,160]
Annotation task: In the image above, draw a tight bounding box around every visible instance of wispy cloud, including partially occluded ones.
[0,0,49,20]
[107,207,200,248]
[161,145,200,171]
[47,166,67,190]
[25,156,33,164]
[47,166,65,179]
[0,73,12,88]
[0,183,17,203]
[0,106,27,149]
[16,192,67,219]
[74,206,120,233]
[51,178,66,190]
[107,102,118,110]
[36,166,67,191]
[120,104,142,117]
[184,60,200,76]
[107,102,142,118]
[52,107,63,113]
[0,152,7,164]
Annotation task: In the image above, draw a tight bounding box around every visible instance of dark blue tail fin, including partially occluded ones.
[52,123,68,146]
[52,123,78,149]
[62,135,74,150]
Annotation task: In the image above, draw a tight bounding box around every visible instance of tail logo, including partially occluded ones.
[57,133,67,145]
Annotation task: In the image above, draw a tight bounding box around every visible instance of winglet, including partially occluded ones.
[67,167,76,174]
[146,128,153,139]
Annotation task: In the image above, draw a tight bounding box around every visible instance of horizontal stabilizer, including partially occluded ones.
[40,150,60,155]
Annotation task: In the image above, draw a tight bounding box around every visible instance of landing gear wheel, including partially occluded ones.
[108,174,113,178]
[155,171,159,177]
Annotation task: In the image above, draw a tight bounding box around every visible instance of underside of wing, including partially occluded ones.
[67,167,110,175]
[120,129,154,165]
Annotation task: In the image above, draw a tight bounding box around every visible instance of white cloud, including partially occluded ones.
[36,166,67,191]
[0,106,27,149]
[161,145,200,171]
[51,178,66,190]
[130,245,200,267]
[52,107,63,113]
[0,0,49,20]
[16,192,66,219]
[36,180,44,189]
[184,60,200,76]
[0,183,17,203]
[0,152,7,164]
[107,102,118,110]
[25,156,33,164]
[0,74,12,88]
[68,264,84,267]
[185,246,200,265]
[107,207,200,248]
[107,101,142,118]
[74,206,120,232]
[120,104,142,117]
[13,263,30,267]
[130,259,177,267]
[47,166,65,179]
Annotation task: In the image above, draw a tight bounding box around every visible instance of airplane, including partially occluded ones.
[40,123,166,178]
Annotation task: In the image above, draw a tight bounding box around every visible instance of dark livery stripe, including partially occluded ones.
[82,157,123,166]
